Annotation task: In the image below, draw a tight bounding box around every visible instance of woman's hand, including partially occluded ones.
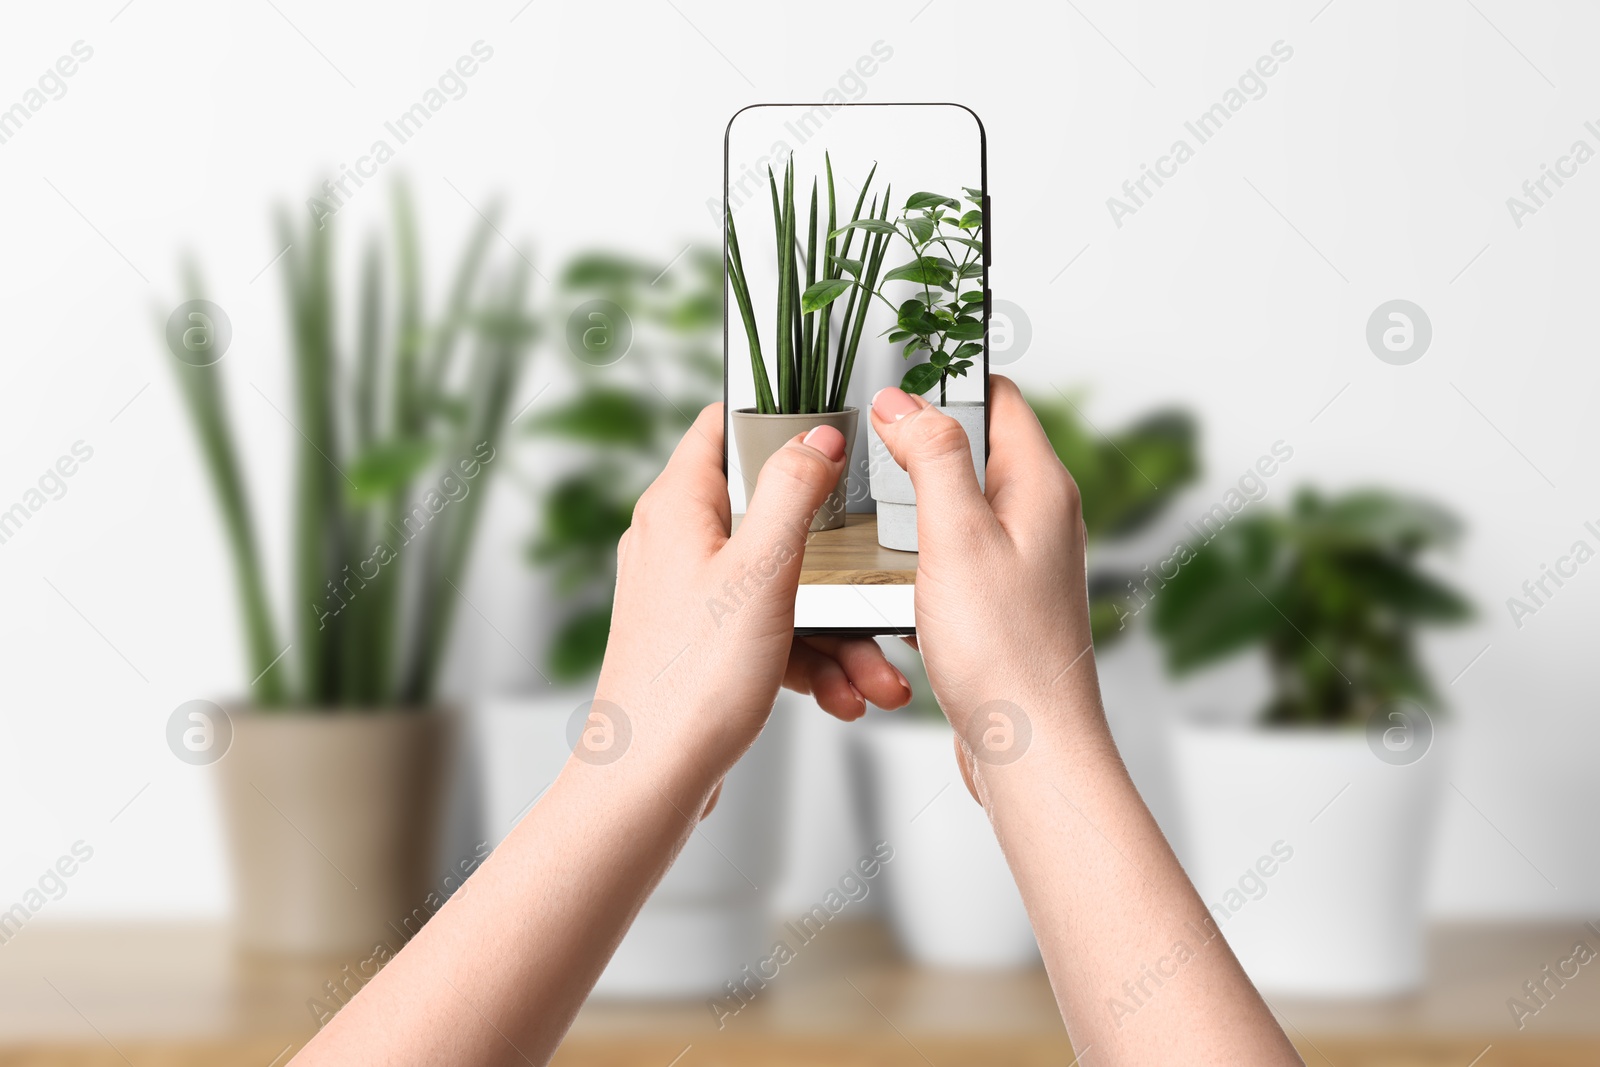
[868,376,1103,795]
[593,403,910,780]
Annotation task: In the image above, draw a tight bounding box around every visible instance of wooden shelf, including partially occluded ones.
[732,514,917,586]
[1,920,1597,1065]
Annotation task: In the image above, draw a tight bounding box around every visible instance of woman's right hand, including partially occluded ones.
[868,376,1105,790]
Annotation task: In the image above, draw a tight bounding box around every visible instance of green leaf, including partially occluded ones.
[348,439,436,502]
[930,351,951,368]
[801,277,854,313]
[953,342,983,359]
[884,257,954,285]
[943,236,984,252]
[959,291,984,303]
[524,387,657,446]
[1335,554,1474,622]
[946,320,984,340]
[898,305,941,334]
[886,329,912,342]
[906,191,960,210]
[900,361,943,395]
[962,186,983,199]
[959,209,983,230]
[830,255,863,276]
[957,262,984,279]
[906,215,935,243]
[560,253,652,291]
[828,218,896,238]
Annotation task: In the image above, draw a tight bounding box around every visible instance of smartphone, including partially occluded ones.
[723,102,989,634]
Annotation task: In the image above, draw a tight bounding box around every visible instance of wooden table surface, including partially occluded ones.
[733,514,918,585]
[2,919,1598,1066]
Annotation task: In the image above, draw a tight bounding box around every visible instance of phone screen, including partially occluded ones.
[723,103,988,634]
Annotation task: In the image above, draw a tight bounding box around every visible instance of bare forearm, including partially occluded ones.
[295,749,715,1066]
[978,685,1300,1066]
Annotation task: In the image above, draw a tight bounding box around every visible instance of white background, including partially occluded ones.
[0,0,1595,924]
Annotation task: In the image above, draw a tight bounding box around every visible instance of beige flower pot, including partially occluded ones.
[217,708,456,955]
[730,407,858,532]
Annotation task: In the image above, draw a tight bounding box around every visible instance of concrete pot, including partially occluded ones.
[857,717,1040,968]
[867,400,985,551]
[478,690,795,998]
[730,408,859,532]
[217,708,455,956]
[1172,719,1449,997]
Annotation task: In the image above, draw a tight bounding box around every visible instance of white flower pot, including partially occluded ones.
[1171,719,1449,997]
[857,717,1039,968]
[477,690,792,998]
[866,400,985,551]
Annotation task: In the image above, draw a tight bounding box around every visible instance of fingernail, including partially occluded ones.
[872,387,920,422]
[849,682,865,706]
[893,667,911,695]
[801,424,846,461]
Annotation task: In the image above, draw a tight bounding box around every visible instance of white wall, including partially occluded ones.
[1,0,1595,923]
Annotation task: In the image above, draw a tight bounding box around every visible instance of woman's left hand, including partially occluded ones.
[591,403,911,779]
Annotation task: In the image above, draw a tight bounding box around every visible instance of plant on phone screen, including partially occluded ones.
[724,153,891,414]
[818,187,984,407]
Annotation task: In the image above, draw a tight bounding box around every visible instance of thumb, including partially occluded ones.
[727,424,848,566]
[869,387,993,542]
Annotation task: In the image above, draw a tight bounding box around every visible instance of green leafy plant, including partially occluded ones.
[1028,390,1200,646]
[167,182,533,709]
[523,247,721,681]
[816,187,984,406]
[1149,488,1472,726]
[725,154,889,414]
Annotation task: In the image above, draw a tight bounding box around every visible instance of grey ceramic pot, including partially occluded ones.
[730,408,859,532]
[867,400,985,550]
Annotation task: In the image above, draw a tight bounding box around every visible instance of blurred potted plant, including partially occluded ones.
[858,186,986,550]
[479,244,795,997]
[725,154,888,530]
[167,183,531,954]
[1151,488,1472,996]
[858,392,1198,967]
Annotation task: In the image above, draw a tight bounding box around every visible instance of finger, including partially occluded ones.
[800,635,912,709]
[630,404,731,550]
[725,424,847,568]
[783,637,867,721]
[983,376,1076,520]
[868,387,995,546]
